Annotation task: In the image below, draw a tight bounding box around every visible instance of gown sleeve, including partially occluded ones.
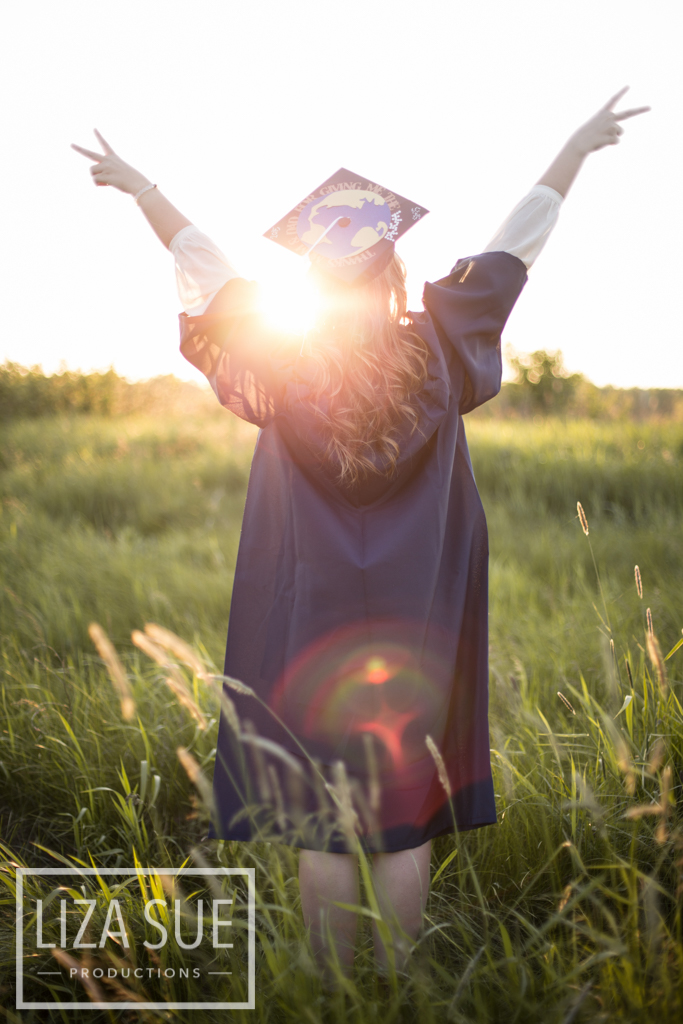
[482,184,562,269]
[421,185,561,414]
[179,277,290,427]
[422,251,528,415]
[169,224,240,315]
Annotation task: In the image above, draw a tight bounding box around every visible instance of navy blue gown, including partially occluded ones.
[179,251,527,852]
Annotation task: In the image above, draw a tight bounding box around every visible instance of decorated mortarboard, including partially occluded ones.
[264,167,428,284]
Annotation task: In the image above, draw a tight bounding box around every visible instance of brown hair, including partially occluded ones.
[300,253,430,486]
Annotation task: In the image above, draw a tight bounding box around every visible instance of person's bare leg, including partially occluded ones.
[299,850,359,981]
[370,839,431,972]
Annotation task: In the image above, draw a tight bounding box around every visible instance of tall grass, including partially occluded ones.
[1,409,682,1020]
[0,412,255,659]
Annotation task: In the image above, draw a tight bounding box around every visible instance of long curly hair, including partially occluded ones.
[300,253,431,486]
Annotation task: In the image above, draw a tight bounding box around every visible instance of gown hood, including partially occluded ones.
[280,332,451,507]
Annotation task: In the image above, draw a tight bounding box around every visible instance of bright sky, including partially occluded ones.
[2,0,680,388]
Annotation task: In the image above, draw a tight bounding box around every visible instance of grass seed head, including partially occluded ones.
[164,675,208,730]
[646,631,668,697]
[660,765,672,813]
[577,501,589,536]
[654,769,673,843]
[331,760,360,849]
[615,739,636,796]
[176,745,214,810]
[426,734,452,797]
[647,737,665,775]
[211,674,256,697]
[635,565,643,599]
[51,947,106,1003]
[144,622,206,678]
[655,819,669,844]
[625,767,672,823]
[646,607,654,639]
[176,745,201,785]
[557,691,576,715]
[131,629,170,667]
[132,629,190,691]
[626,804,661,820]
[558,884,572,913]
[88,622,135,722]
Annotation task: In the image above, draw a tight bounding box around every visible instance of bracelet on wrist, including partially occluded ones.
[133,183,158,204]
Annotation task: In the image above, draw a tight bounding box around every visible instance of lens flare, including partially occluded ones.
[257,263,322,335]
[270,619,451,781]
[365,657,390,685]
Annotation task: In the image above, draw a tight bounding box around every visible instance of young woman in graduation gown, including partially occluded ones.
[73,88,648,978]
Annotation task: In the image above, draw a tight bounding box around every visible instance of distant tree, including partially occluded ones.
[505,347,585,412]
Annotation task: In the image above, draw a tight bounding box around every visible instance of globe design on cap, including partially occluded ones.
[264,168,428,284]
[296,190,390,260]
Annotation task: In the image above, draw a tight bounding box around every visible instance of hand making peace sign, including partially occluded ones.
[71,130,191,247]
[71,129,151,196]
[569,87,651,156]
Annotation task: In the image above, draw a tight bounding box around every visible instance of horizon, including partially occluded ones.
[6,354,683,396]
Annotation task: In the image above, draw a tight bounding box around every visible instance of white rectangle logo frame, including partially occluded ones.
[16,867,255,1011]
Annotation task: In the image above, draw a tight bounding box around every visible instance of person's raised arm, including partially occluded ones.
[71,129,191,248]
[536,87,650,198]
[483,87,650,269]
[72,130,241,315]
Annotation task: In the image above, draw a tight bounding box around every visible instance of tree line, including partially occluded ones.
[1,354,681,421]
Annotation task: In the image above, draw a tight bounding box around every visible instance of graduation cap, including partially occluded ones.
[264,167,428,284]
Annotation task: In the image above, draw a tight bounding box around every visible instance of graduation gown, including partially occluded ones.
[179,251,527,852]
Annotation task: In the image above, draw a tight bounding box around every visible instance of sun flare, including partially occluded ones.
[257,263,322,336]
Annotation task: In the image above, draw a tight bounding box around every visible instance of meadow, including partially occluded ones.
[1,390,682,1022]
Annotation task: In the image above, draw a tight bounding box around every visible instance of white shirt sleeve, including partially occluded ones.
[482,184,563,269]
[169,225,240,316]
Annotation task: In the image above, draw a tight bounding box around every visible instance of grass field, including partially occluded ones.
[1,405,682,1022]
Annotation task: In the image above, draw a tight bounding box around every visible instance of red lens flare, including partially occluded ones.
[365,657,390,684]
[270,618,451,781]
[263,618,495,836]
